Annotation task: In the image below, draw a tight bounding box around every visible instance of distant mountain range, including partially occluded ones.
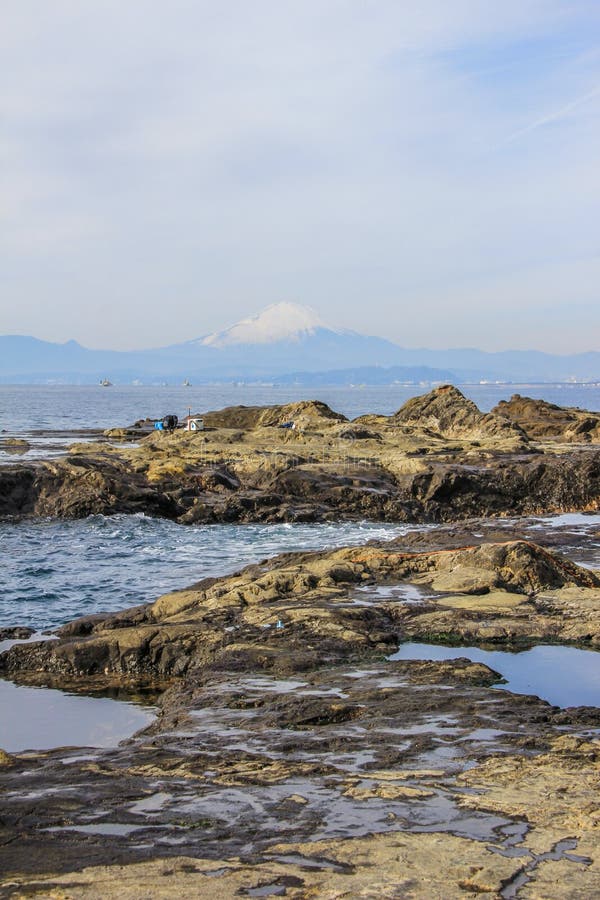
[1,302,599,385]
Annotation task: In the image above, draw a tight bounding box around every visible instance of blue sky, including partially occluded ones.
[1,1,599,351]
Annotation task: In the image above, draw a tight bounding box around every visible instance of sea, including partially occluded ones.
[1,382,600,632]
[2,382,600,437]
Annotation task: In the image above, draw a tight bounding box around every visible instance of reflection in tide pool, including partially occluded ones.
[390,643,600,709]
[0,678,155,752]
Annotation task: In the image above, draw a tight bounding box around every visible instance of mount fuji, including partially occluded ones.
[1,302,600,383]
[163,302,405,376]
[199,302,328,347]
[0,303,408,382]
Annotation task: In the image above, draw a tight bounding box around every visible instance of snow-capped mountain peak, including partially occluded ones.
[201,302,328,348]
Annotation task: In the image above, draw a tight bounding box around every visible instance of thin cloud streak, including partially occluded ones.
[500,82,600,145]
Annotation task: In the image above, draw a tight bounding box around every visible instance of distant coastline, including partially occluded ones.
[2,303,599,385]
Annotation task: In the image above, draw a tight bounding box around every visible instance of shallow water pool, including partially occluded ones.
[0,678,155,753]
[390,643,600,709]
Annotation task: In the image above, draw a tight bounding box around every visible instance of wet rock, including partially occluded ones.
[11,455,180,519]
[402,657,503,685]
[0,464,38,516]
[0,626,34,641]
[403,450,600,520]
[263,697,362,729]
[0,653,598,896]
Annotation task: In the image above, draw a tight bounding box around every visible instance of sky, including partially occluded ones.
[1,1,599,352]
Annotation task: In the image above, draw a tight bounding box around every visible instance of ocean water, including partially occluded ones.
[0,517,416,630]
[1,382,600,435]
[2,512,600,633]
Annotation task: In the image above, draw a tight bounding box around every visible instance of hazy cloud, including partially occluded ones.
[1,1,599,351]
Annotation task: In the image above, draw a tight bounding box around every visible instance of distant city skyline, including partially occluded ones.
[1,1,599,353]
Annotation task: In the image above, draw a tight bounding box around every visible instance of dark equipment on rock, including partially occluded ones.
[162,414,178,433]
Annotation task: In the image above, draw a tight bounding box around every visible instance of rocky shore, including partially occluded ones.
[2,519,600,897]
[1,386,600,524]
[2,537,600,685]
[1,387,600,898]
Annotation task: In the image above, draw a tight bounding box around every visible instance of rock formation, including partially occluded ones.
[392,383,527,443]
[3,388,600,897]
[1,388,600,525]
[2,539,598,684]
[493,393,600,442]
[201,399,347,430]
[2,527,600,897]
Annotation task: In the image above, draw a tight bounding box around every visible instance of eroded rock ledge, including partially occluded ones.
[493,393,600,442]
[3,539,599,685]
[2,656,599,898]
[1,386,600,524]
[2,527,600,897]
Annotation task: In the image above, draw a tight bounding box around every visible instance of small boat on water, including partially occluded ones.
[99,378,113,387]
[182,378,192,387]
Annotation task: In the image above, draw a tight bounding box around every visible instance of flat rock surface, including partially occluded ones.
[1,658,598,898]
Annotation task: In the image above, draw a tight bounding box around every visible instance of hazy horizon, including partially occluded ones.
[1,2,599,353]
[3,299,600,359]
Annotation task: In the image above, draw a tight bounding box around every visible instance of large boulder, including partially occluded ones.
[200,405,272,429]
[201,401,346,430]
